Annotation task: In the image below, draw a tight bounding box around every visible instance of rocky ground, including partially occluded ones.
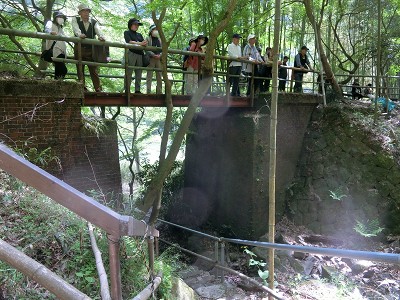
[169,216,400,300]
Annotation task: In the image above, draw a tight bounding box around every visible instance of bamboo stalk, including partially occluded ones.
[131,273,162,300]
[0,239,91,300]
[88,223,111,300]
[268,0,281,298]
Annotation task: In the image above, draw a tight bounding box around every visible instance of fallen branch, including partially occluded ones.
[88,223,111,300]
[0,238,91,299]
[132,273,163,300]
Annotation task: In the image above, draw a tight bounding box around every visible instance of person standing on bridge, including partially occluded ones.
[278,55,289,92]
[71,4,106,92]
[227,33,244,97]
[184,34,208,94]
[124,18,147,94]
[45,11,68,79]
[243,34,264,96]
[146,25,162,94]
[293,46,312,93]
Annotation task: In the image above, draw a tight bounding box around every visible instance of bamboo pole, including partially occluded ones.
[131,273,162,300]
[374,0,382,121]
[0,239,91,300]
[268,0,281,297]
[88,223,111,300]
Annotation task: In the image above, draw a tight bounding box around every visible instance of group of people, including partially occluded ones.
[44,4,312,95]
[351,80,375,101]
[226,34,312,96]
[45,4,162,93]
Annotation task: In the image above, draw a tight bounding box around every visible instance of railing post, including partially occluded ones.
[124,48,130,106]
[220,242,225,283]
[148,236,155,277]
[198,57,202,91]
[108,234,122,300]
[225,60,230,105]
[155,237,159,257]
[77,41,83,84]
[214,241,219,278]
[250,64,255,107]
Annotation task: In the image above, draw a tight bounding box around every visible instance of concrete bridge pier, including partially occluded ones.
[182,94,321,239]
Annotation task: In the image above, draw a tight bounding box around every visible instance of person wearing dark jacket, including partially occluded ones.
[278,56,289,91]
[71,4,105,92]
[145,25,162,94]
[293,45,311,93]
[124,18,147,93]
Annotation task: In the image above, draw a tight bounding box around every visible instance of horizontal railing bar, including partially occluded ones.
[159,238,286,300]
[0,144,158,238]
[157,219,221,241]
[221,238,400,265]
[158,219,400,265]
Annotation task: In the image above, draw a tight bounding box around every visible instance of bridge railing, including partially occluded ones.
[0,143,159,299]
[335,73,400,100]
[157,218,400,298]
[1,28,321,101]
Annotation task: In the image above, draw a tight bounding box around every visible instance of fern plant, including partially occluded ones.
[354,219,384,237]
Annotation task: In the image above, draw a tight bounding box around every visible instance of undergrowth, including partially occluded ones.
[0,171,180,299]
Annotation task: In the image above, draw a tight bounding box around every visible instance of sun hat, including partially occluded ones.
[128,18,143,29]
[195,34,209,46]
[247,34,256,41]
[78,4,91,13]
[53,11,66,20]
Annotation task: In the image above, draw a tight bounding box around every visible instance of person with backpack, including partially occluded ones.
[123,18,147,94]
[184,34,208,94]
[71,3,105,92]
[145,25,162,94]
[44,11,67,79]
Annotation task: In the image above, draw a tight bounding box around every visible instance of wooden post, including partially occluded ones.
[225,60,230,105]
[268,0,281,297]
[108,235,122,300]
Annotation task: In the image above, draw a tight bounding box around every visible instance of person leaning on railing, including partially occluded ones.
[71,3,106,92]
[123,18,147,94]
[184,34,208,95]
[44,11,67,79]
[145,25,162,94]
[293,45,312,93]
[227,33,244,97]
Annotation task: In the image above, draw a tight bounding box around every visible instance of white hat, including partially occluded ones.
[78,4,91,13]
[247,34,256,41]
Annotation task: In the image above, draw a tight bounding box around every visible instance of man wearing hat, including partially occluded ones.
[293,45,312,93]
[71,3,105,92]
[145,25,162,94]
[124,18,147,93]
[44,11,67,79]
[184,34,209,94]
[243,34,264,96]
[227,33,244,96]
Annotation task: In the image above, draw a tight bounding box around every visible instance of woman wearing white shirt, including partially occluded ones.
[45,11,67,79]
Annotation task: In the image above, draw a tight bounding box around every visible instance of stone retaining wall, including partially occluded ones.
[286,105,400,237]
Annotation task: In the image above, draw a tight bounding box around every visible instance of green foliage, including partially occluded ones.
[136,160,184,218]
[0,170,182,299]
[329,188,347,201]
[13,144,61,170]
[243,248,269,284]
[81,114,108,137]
[354,219,384,237]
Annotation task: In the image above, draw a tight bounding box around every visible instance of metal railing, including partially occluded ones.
[1,28,323,103]
[157,218,400,298]
[0,143,159,299]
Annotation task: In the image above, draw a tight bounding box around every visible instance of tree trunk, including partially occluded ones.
[143,0,239,224]
[303,0,343,99]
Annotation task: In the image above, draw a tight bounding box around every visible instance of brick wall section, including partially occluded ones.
[0,79,122,201]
